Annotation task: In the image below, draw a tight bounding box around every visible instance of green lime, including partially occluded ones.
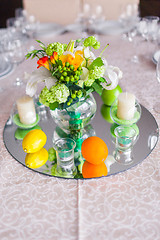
[101,85,122,106]
[101,104,113,123]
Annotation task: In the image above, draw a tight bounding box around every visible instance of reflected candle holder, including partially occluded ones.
[13,114,40,140]
[53,138,77,178]
[113,125,137,165]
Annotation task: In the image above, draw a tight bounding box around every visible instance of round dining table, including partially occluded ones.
[0,28,160,240]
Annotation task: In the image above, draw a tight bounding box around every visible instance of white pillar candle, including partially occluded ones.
[117,92,135,120]
[16,95,36,125]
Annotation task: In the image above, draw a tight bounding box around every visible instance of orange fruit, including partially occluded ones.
[82,161,108,178]
[81,136,108,165]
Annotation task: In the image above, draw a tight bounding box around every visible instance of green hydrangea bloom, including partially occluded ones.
[84,66,105,87]
[39,87,51,107]
[83,36,97,47]
[63,43,67,51]
[46,42,64,56]
[50,84,69,104]
[84,77,95,87]
[89,66,105,79]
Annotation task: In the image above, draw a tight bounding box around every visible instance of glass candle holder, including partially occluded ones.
[53,138,77,178]
[110,98,141,126]
[113,126,137,165]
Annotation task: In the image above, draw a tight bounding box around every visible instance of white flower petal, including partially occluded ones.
[36,67,52,78]
[90,51,96,60]
[101,65,123,90]
[102,58,108,67]
[45,76,57,90]
[62,51,75,57]
[80,67,89,81]
[77,80,84,88]
[26,68,52,97]
[74,46,83,52]
[26,82,38,97]
[84,47,90,58]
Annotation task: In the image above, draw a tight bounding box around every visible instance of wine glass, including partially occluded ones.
[153,55,160,113]
[119,3,139,30]
[127,25,139,63]
[3,31,26,87]
[139,16,159,59]
[0,29,15,92]
[124,16,140,63]
[143,16,159,42]
[76,0,105,37]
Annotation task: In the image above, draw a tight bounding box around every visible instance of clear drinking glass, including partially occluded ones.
[53,138,77,178]
[153,55,160,113]
[113,126,137,165]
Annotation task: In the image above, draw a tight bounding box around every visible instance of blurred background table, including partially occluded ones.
[0,28,160,239]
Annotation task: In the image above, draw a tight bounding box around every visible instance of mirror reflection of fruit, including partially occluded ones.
[25,147,48,169]
[81,136,108,178]
[78,160,84,174]
[22,129,47,153]
[101,104,113,123]
[82,161,108,178]
[48,147,57,163]
[101,85,122,106]
[81,136,108,165]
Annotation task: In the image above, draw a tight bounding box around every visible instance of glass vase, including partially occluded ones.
[50,93,97,133]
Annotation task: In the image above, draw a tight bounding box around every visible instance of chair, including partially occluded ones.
[23,0,139,25]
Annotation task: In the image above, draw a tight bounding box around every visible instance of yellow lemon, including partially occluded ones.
[22,129,47,153]
[25,147,48,169]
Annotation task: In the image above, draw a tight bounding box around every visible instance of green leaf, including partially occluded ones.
[92,82,103,95]
[49,102,59,110]
[25,53,32,59]
[36,40,45,46]
[88,57,104,70]
[66,83,82,91]
[32,50,38,53]
[40,44,46,50]
[31,53,37,59]
[56,59,62,66]
[99,77,106,83]
[85,87,94,95]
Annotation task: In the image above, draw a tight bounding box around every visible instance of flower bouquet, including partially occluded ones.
[24,36,123,177]
[25,36,122,111]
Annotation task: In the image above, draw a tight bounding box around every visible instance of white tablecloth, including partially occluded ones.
[0,31,160,240]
